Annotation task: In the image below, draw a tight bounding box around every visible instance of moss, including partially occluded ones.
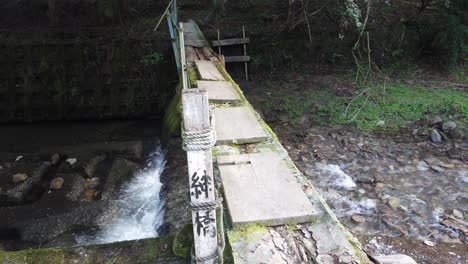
[162,82,182,136]
[187,67,199,87]
[172,224,193,259]
[228,223,268,243]
[0,237,175,264]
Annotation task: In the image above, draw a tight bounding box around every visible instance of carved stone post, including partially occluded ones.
[181,88,218,264]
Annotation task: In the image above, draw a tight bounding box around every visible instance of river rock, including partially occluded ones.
[430,165,445,173]
[51,153,61,165]
[387,197,400,209]
[5,162,51,204]
[50,177,65,190]
[83,189,97,201]
[12,173,28,183]
[431,129,442,143]
[451,209,464,219]
[84,154,107,177]
[356,174,375,184]
[351,214,366,223]
[61,174,86,201]
[85,177,100,189]
[375,182,385,190]
[429,115,443,125]
[442,121,457,131]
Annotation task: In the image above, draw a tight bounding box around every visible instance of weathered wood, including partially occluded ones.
[182,89,217,264]
[179,23,188,89]
[242,26,249,81]
[224,55,250,63]
[212,37,250,47]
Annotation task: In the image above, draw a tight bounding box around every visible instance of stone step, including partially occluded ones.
[197,80,241,103]
[195,60,225,81]
[212,106,269,145]
[217,152,318,226]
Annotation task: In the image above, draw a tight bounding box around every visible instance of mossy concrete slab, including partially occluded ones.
[218,152,318,226]
[194,60,225,81]
[197,80,241,103]
[212,106,269,145]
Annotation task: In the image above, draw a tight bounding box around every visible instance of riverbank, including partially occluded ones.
[241,66,467,264]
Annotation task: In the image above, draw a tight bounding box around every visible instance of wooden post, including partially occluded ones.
[217,29,222,55]
[179,23,189,90]
[182,89,218,264]
[242,26,248,81]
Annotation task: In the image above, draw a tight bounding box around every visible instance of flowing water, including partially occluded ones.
[76,144,166,245]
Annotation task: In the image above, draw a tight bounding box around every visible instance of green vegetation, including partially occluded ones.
[264,84,467,130]
[172,224,193,259]
[141,51,163,65]
[0,236,175,264]
[228,223,268,242]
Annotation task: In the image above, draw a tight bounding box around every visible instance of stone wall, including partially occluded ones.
[0,37,176,122]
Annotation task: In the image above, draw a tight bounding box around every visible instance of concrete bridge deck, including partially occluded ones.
[181,20,371,264]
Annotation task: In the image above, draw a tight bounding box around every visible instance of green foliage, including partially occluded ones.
[315,84,468,130]
[431,0,468,65]
[141,52,163,66]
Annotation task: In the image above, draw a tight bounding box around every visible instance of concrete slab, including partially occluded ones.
[197,81,241,103]
[195,60,225,81]
[212,106,269,145]
[218,152,318,225]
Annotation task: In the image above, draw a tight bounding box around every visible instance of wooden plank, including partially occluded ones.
[224,56,250,63]
[195,60,225,81]
[212,37,250,47]
[181,89,218,264]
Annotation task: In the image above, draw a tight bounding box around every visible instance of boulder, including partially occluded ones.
[11,201,114,244]
[61,173,87,202]
[100,158,141,200]
[84,154,107,177]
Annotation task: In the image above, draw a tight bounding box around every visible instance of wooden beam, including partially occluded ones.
[212,38,250,47]
[224,56,250,63]
[182,89,218,264]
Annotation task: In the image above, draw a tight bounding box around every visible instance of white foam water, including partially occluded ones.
[316,163,357,190]
[77,144,166,245]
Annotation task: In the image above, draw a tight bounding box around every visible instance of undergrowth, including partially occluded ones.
[265,84,467,130]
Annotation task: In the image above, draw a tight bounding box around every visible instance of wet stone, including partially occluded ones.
[442,121,457,131]
[387,197,400,209]
[50,177,65,190]
[431,129,442,143]
[12,173,28,183]
[51,153,61,165]
[351,214,366,223]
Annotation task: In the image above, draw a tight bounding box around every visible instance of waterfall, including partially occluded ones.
[76,144,166,245]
